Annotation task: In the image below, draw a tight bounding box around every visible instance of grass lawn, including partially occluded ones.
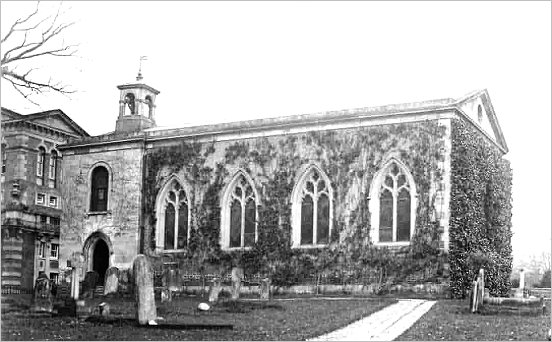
[398,299,551,341]
[1,295,396,341]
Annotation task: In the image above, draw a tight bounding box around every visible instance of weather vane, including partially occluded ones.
[136,56,148,81]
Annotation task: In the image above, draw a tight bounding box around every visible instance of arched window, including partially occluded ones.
[36,147,46,185]
[145,95,153,118]
[90,166,109,212]
[369,159,417,244]
[155,179,190,251]
[220,172,258,249]
[49,150,58,187]
[292,166,333,247]
[124,93,136,115]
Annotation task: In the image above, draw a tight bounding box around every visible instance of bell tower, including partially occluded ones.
[115,65,160,133]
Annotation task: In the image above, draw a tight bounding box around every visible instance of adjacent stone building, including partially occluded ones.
[57,76,511,296]
[1,108,89,290]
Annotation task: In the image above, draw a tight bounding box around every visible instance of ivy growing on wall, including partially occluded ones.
[449,119,513,298]
[142,120,448,289]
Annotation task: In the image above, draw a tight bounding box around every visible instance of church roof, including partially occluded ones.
[61,90,508,153]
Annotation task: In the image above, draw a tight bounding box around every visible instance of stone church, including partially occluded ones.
[57,75,510,294]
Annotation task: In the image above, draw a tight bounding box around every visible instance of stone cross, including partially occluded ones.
[104,266,119,296]
[133,254,157,325]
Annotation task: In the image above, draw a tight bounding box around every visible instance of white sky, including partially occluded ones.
[1,1,551,264]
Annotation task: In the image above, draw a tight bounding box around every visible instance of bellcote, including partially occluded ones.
[115,77,160,133]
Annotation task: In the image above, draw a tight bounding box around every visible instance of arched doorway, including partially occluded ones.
[83,232,112,286]
[92,239,109,284]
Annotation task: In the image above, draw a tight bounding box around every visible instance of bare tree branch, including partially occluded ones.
[1,1,78,104]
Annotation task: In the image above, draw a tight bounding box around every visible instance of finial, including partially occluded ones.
[137,56,148,81]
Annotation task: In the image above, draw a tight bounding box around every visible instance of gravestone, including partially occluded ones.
[167,268,180,293]
[260,278,271,301]
[470,268,485,313]
[208,277,222,303]
[133,254,157,325]
[231,267,244,300]
[83,271,100,298]
[31,273,53,313]
[118,269,132,296]
[104,266,119,296]
[70,252,85,300]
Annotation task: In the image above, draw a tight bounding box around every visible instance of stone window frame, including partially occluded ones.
[87,161,113,214]
[36,145,47,185]
[49,195,58,208]
[48,148,60,187]
[50,243,59,259]
[36,193,46,205]
[154,175,192,254]
[38,241,46,258]
[291,164,334,249]
[219,170,260,251]
[1,142,7,174]
[369,158,417,246]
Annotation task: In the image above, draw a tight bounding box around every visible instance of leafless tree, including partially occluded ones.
[1,1,77,105]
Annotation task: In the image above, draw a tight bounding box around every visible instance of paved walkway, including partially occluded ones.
[308,299,436,341]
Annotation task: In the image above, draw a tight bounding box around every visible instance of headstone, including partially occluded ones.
[31,273,53,313]
[98,302,110,317]
[231,267,244,300]
[260,278,271,301]
[167,268,180,292]
[83,271,100,298]
[208,277,222,303]
[133,254,157,325]
[161,289,172,303]
[118,269,131,296]
[519,269,525,290]
[70,252,85,300]
[104,266,119,296]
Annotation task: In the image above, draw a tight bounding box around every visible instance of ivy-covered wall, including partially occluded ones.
[142,120,449,290]
[449,119,513,298]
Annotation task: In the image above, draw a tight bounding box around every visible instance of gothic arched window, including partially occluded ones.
[292,166,333,247]
[90,166,109,212]
[220,172,258,249]
[156,179,190,251]
[369,159,417,244]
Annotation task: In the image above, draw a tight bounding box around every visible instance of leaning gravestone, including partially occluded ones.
[104,266,119,296]
[31,273,53,313]
[231,267,244,300]
[208,277,223,303]
[260,278,271,301]
[133,254,157,325]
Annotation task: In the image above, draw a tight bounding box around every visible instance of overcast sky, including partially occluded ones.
[2,1,550,264]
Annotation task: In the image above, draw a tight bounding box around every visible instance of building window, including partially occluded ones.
[50,272,59,284]
[50,244,59,259]
[38,241,46,258]
[50,217,60,227]
[90,166,109,212]
[49,150,58,187]
[369,159,417,244]
[291,166,333,248]
[36,193,46,205]
[155,177,190,251]
[36,147,46,185]
[49,196,58,208]
[220,171,258,249]
[1,143,6,174]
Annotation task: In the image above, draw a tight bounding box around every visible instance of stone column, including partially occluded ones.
[133,254,157,325]
[44,237,51,278]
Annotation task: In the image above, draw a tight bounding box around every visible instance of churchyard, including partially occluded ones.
[1,257,549,341]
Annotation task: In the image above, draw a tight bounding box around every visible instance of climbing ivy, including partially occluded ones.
[142,121,448,289]
[449,119,513,298]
